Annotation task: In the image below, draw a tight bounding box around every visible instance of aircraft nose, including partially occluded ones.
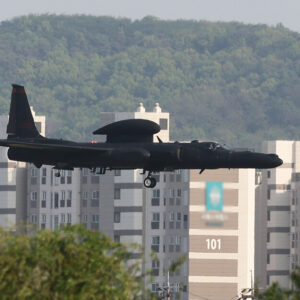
[267,154,283,167]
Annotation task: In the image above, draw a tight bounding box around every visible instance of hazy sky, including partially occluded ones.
[1,0,300,32]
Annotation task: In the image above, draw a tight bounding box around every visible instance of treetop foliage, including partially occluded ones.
[0,15,300,148]
[0,225,142,299]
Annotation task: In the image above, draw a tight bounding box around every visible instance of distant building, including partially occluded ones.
[255,141,300,290]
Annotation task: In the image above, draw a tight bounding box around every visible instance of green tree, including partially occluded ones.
[0,225,142,299]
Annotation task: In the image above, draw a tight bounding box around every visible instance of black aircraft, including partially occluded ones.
[0,84,282,188]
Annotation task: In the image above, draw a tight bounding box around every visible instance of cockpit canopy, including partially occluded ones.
[191,141,230,151]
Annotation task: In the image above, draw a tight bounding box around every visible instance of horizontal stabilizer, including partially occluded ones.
[0,139,111,153]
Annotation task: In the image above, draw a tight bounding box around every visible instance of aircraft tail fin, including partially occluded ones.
[7,84,42,139]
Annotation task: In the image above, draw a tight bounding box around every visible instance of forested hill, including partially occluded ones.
[0,15,300,149]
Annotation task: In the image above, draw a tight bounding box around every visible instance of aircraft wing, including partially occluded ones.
[0,139,111,153]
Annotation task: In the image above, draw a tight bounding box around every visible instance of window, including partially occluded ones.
[159,118,168,130]
[177,189,181,197]
[54,175,60,185]
[54,215,59,229]
[31,215,38,223]
[92,191,100,200]
[60,191,65,207]
[41,191,46,208]
[92,215,99,223]
[152,283,159,293]
[267,189,271,199]
[114,169,121,176]
[41,168,47,184]
[169,212,174,221]
[152,236,160,245]
[169,189,175,197]
[151,213,160,229]
[151,236,160,252]
[91,191,99,207]
[82,191,88,207]
[114,235,120,242]
[67,213,72,225]
[61,214,65,224]
[41,168,46,177]
[54,193,59,208]
[169,236,175,252]
[114,188,121,200]
[31,167,37,177]
[152,260,160,276]
[183,214,188,229]
[83,168,89,176]
[153,189,160,198]
[114,212,120,223]
[183,191,188,206]
[41,215,46,223]
[177,212,181,221]
[67,170,72,184]
[267,170,271,178]
[31,192,37,201]
[67,190,72,207]
[60,170,65,184]
[152,189,160,206]
[151,197,160,206]
[152,213,160,222]
[83,215,88,222]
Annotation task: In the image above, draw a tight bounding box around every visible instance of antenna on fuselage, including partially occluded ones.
[157,136,163,143]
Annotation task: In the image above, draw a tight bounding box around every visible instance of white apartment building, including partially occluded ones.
[27,103,189,299]
[27,166,81,229]
[255,140,300,290]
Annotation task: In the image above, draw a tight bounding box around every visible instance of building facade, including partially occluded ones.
[188,169,255,300]
[255,140,300,290]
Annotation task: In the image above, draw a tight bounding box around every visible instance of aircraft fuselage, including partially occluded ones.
[7,138,283,171]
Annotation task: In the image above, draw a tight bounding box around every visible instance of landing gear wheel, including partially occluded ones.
[144,177,156,188]
[150,177,156,188]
